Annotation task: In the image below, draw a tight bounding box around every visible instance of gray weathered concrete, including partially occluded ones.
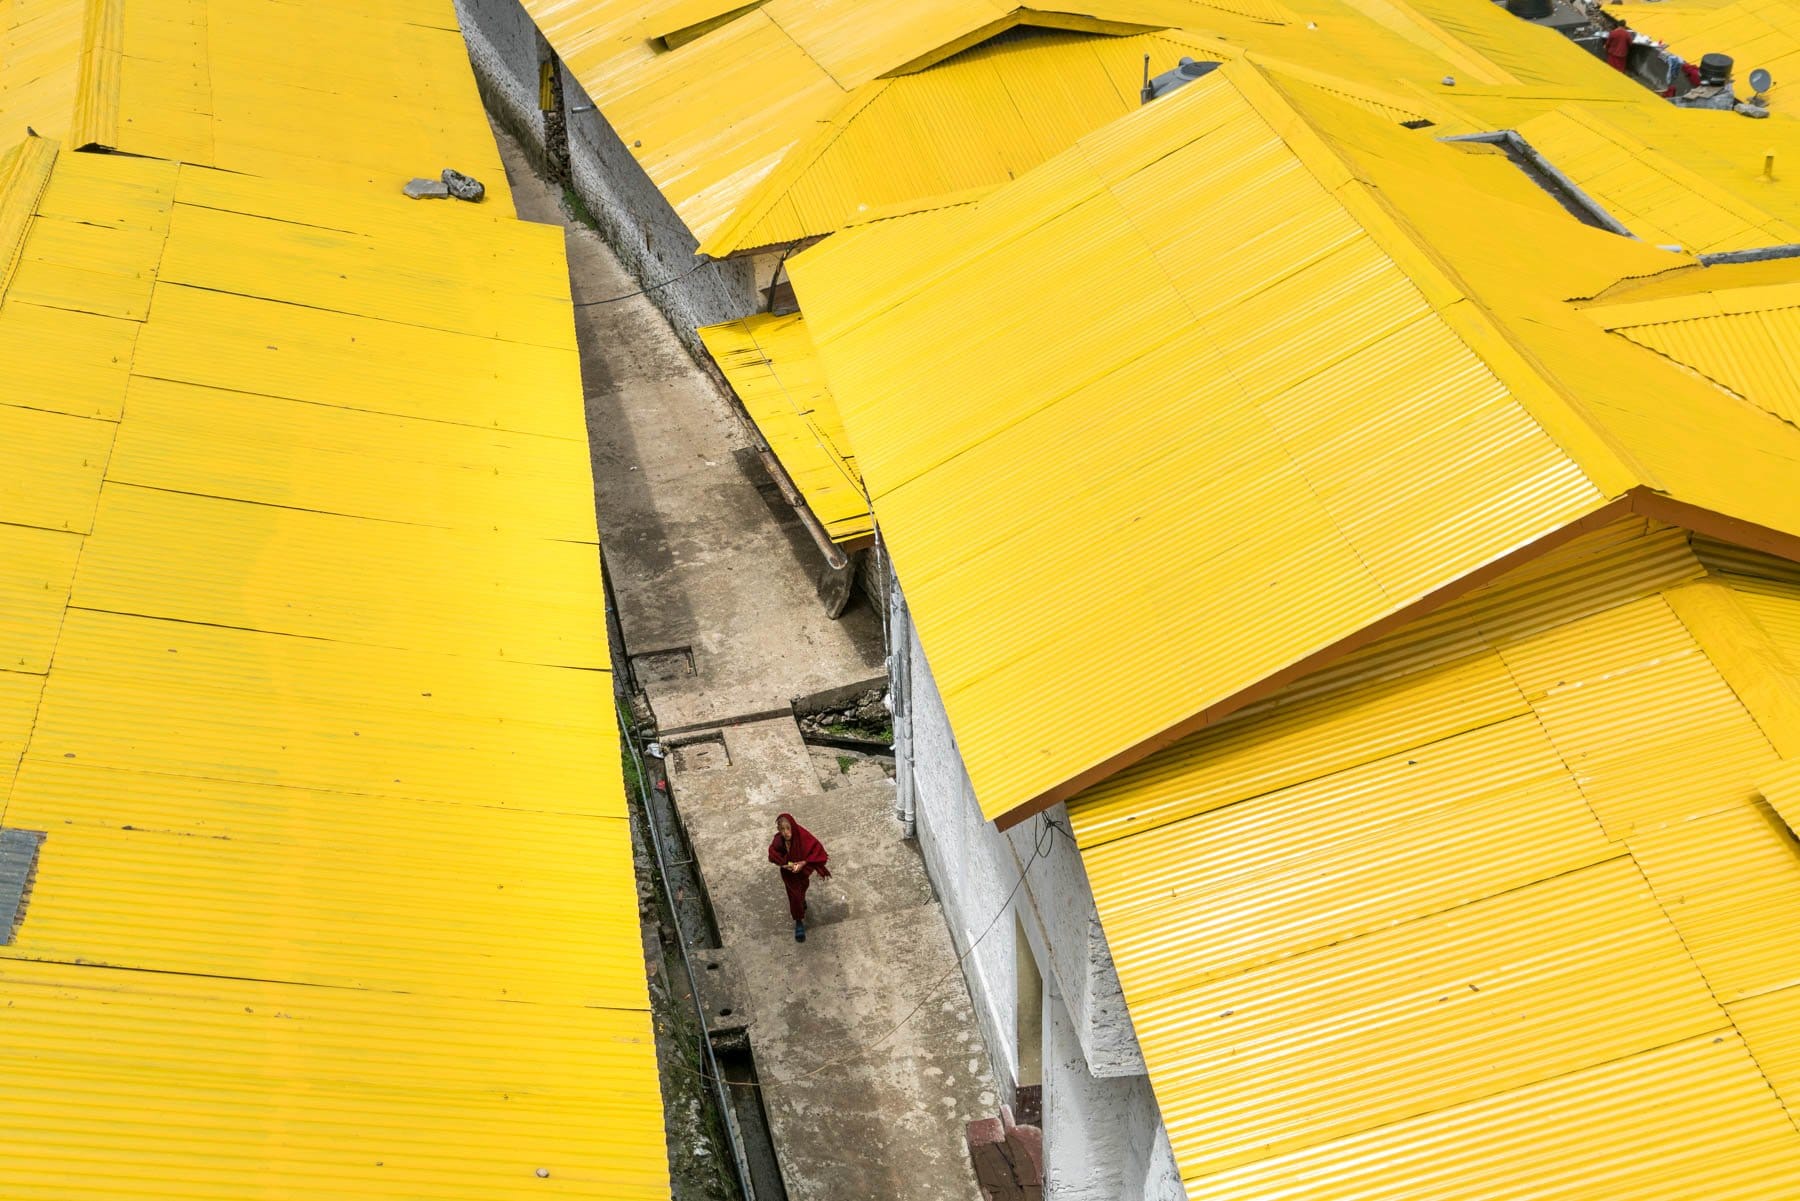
[675,719,995,1201]
[490,124,884,734]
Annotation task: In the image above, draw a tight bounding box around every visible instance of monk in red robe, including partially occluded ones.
[1605,22,1634,73]
[769,813,830,942]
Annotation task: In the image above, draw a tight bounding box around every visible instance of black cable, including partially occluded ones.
[573,256,712,307]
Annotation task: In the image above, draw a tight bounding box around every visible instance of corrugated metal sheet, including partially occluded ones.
[1597,285,1800,428]
[0,0,511,201]
[0,41,666,1193]
[0,2,86,148]
[1498,594,1779,836]
[106,375,600,541]
[0,669,42,797]
[1631,799,1800,1002]
[0,523,81,674]
[795,62,1610,822]
[527,0,1338,249]
[1180,1032,1800,1200]
[1728,984,1800,1122]
[698,311,872,542]
[1069,522,1800,1195]
[1139,861,1719,1181]
[1515,107,1799,254]
[0,957,668,1201]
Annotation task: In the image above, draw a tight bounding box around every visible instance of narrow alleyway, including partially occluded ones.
[492,129,995,1201]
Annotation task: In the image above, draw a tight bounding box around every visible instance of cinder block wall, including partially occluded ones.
[453,0,759,355]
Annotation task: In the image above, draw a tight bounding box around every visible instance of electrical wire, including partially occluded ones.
[573,256,713,307]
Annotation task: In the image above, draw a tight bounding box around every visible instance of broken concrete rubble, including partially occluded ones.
[442,167,486,200]
[403,177,450,199]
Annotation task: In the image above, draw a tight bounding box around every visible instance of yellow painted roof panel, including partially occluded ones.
[1515,106,1800,254]
[0,667,41,796]
[714,29,1218,254]
[795,63,1612,820]
[0,957,668,1201]
[1630,797,1800,1003]
[1179,1032,1800,1201]
[0,301,137,419]
[0,402,112,534]
[1596,282,1800,427]
[1072,522,1800,1194]
[0,0,512,204]
[0,522,81,673]
[699,311,871,542]
[531,0,1361,249]
[1727,983,1800,1124]
[73,484,611,668]
[106,375,601,542]
[0,92,664,1198]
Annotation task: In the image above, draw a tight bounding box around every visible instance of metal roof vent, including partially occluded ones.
[0,828,45,945]
[1141,56,1220,105]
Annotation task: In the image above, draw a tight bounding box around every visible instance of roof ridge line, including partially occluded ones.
[998,486,1800,829]
[71,0,124,150]
[0,137,59,304]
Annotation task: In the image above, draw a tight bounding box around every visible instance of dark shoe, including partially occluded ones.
[794,920,806,942]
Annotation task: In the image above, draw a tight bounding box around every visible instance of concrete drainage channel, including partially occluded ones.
[628,727,790,1201]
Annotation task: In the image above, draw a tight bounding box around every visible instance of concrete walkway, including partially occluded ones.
[675,720,995,1201]
[495,135,883,733]
[491,130,993,1200]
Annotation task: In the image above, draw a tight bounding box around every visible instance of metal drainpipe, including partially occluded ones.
[886,553,918,839]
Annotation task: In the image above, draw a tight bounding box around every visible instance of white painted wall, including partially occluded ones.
[893,573,1184,1200]
[452,0,760,353]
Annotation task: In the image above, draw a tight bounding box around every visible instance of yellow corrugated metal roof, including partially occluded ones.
[794,62,1636,822]
[1591,281,1800,426]
[0,0,511,202]
[795,48,1800,821]
[1071,520,1800,1196]
[0,40,665,1193]
[699,311,872,544]
[709,28,1225,255]
[524,0,1322,251]
[1515,106,1800,253]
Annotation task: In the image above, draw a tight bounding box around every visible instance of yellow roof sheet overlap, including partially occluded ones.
[713,28,1222,254]
[1728,984,1800,1124]
[0,0,511,204]
[0,18,667,1185]
[795,63,1628,821]
[525,0,1317,251]
[1514,106,1800,253]
[1593,280,1800,426]
[1071,521,1800,1195]
[699,311,872,543]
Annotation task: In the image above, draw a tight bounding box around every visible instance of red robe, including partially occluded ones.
[769,813,830,921]
[1605,26,1633,71]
